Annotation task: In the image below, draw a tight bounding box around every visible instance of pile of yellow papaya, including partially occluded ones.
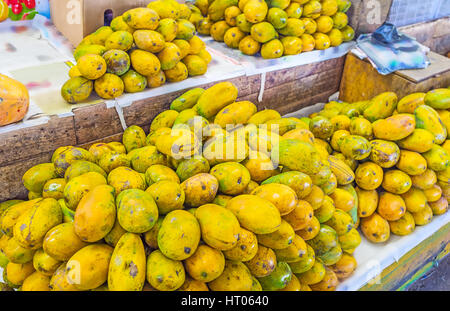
[188,0,355,58]
[1,81,449,291]
[0,81,362,291]
[61,0,212,104]
[310,88,450,243]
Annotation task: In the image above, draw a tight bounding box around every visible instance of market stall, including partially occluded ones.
[0,0,449,293]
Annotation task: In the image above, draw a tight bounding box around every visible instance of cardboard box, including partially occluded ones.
[49,0,148,47]
[347,0,393,35]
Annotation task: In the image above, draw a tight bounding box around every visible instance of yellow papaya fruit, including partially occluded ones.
[176,19,196,40]
[339,135,371,160]
[261,38,284,58]
[73,44,107,62]
[372,114,415,141]
[130,49,161,76]
[278,18,305,37]
[424,88,450,110]
[223,227,258,261]
[422,144,450,172]
[157,42,182,71]
[66,244,113,290]
[250,21,278,43]
[158,210,200,260]
[248,109,281,125]
[397,92,425,113]
[22,163,58,194]
[363,92,398,122]
[105,31,133,51]
[32,249,60,276]
[224,26,246,48]
[369,139,400,168]
[415,105,447,144]
[121,70,147,93]
[397,129,435,153]
[328,155,355,186]
[281,36,302,55]
[117,189,158,233]
[94,73,124,99]
[226,194,281,234]
[224,5,241,26]
[147,0,180,19]
[60,76,93,104]
[381,170,412,195]
[195,82,238,119]
[243,0,268,23]
[182,55,207,76]
[147,70,166,88]
[396,150,427,176]
[133,29,165,53]
[412,204,433,226]
[267,7,288,29]
[360,212,390,243]
[110,15,135,33]
[211,20,232,42]
[108,233,146,291]
[209,260,253,291]
[208,0,239,21]
[164,61,189,82]
[182,173,219,207]
[195,203,240,250]
[184,244,225,282]
[236,13,254,32]
[389,211,415,236]
[123,8,160,30]
[63,171,107,210]
[73,184,116,242]
[239,35,261,55]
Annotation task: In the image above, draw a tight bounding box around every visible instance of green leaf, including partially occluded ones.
[9,8,23,21]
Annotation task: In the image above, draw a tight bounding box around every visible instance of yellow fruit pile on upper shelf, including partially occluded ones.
[0,81,369,292]
[61,0,212,104]
[189,0,355,58]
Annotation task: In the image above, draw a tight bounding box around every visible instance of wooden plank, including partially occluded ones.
[396,51,450,83]
[339,53,450,102]
[396,243,450,291]
[359,222,450,291]
[262,57,345,90]
[73,102,124,145]
[0,152,53,201]
[0,116,76,167]
[77,132,124,150]
[259,66,343,114]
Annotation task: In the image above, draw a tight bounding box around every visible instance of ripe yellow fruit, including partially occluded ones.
[301,34,316,52]
[316,16,334,33]
[328,29,343,47]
